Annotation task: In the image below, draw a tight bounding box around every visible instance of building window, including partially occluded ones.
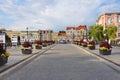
[118,26,120,30]
[118,17,120,23]
[118,33,120,37]
[108,18,112,24]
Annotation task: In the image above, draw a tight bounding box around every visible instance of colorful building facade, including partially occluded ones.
[38,30,53,41]
[66,25,87,41]
[96,12,120,39]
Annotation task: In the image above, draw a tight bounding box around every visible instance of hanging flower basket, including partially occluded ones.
[99,41,112,55]
[21,41,33,54]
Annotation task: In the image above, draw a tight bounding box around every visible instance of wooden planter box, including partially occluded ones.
[21,49,32,54]
[99,49,111,55]
[88,46,95,50]
[0,57,8,66]
[35,45,42,49]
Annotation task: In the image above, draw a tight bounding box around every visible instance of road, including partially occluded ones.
[2,44,120,80]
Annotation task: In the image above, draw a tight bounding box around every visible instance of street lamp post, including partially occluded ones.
[26,27,28,41]
[86,27,87,41]
[104,34,109,42]
[40,31,42,41]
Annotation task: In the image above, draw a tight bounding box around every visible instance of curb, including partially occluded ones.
[72,44,120,73]
[0,44,56,79]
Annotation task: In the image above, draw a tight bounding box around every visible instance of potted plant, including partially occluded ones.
[82,41,87,47]
[0,43,10,66]
[21,41,33,54]
[78,39,83,46]
[99,41,112,55]
[87,40,95,50]
[42,40,47,47]
[35,40,42,49]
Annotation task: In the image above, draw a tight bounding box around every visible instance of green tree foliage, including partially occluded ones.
[5,33,11,43]
[88,24,104,41]
[104,25,117,40]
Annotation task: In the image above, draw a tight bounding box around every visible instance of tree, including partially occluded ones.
[104,25,117,40]
[88,24,104,41]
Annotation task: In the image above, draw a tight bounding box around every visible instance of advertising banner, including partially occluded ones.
[0,33,5,43]
[11,34,18,46]
[11,34,18,42]
[20,35,26,43]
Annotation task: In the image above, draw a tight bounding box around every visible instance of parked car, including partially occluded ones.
[59,40,66,44]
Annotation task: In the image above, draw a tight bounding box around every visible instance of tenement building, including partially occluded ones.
[96,12,120,39]
[66,25,87,42]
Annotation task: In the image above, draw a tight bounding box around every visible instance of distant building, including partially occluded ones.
[96,12,120,39]
[38,30,53,41]
[58,31,67,41]
[6,30,39,44]
[66,25,87,41]
[52,32,59,42]
[20,31,38,43]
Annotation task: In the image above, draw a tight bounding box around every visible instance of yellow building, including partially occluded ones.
[20,31,39,42]
[5,30,21,38]
[52,32,59,42]
[5,30,39,43]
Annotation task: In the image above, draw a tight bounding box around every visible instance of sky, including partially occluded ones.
[0,0,120,32]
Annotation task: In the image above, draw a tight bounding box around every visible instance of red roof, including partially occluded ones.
[77,25,86,30]
[58,32,66,36]
[66,25,86,30]
[66,27,76,30]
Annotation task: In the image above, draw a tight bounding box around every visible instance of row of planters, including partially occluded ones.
[21,40,55,54]
[0,43,10,66]
[73,40,112,55]
[0,40,55,66]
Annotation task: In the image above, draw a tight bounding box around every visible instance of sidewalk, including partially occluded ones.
[0,45,54,72]
[75,44,120,65]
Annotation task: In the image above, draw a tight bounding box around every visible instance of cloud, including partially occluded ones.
[0,0,120,31]
[99,3,120,14]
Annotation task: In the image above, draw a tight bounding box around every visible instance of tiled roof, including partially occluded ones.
[66,25,86,30]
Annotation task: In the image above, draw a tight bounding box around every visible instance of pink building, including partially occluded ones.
[96,12,120,39]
